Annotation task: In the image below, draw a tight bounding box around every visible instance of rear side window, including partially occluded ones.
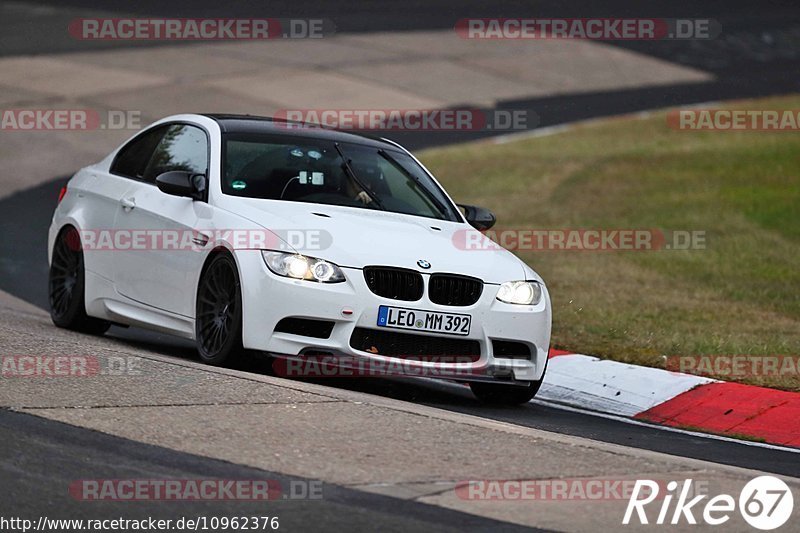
[142,124,208,183]
[111,126,168,179]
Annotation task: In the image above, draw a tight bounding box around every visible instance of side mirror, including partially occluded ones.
[155,171,206,201]
[459,204,496,231]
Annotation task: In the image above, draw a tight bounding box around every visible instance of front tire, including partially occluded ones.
[469,379,543,405]
[195,252,244,366]
[48,226,110,335]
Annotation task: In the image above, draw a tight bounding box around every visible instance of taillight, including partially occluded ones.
[57,186,67,204]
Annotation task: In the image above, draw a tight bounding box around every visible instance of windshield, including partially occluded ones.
[222,134,459,221]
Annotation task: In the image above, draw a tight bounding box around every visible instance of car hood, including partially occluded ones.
[221,198,529,284]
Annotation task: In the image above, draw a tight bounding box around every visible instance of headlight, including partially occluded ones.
[261,251,345,283]
[496,281,542,305]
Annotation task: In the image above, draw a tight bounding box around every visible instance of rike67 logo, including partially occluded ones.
[624,476,793,529]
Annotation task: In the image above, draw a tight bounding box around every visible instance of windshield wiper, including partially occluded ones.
[378,149,449,219]
[334,143,385,210]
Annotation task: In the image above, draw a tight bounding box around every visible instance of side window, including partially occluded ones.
[142,124,208,183]
[110,126,168,179]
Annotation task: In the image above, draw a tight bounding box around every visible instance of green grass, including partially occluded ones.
[419,95,800,391]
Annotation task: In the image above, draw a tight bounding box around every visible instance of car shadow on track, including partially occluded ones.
[105,325,513,409]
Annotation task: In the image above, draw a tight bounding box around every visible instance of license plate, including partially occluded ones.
[377,305,471,336]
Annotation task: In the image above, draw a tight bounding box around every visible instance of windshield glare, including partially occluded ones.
[222,135,458,221]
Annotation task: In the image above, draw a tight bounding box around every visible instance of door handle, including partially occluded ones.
[120,197,136,210]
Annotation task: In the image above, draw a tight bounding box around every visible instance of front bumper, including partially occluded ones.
[235,250,552,383]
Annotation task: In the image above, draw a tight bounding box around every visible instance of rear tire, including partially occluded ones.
[48,226,110,335]
[469,379,543,405]
[195,252,244,366]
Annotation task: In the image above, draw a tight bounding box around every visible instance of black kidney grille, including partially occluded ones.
[428,274,483,306]
[363,267,424,301]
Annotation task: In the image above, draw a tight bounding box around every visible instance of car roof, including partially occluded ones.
[202,114,395,149]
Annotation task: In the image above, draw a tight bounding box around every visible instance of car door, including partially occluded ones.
[82,125,168,281]
[112,123,212,317]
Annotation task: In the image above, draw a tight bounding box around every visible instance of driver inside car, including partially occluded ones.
[347,157,390,205]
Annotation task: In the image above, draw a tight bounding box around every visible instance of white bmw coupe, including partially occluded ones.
[48,114,551,404]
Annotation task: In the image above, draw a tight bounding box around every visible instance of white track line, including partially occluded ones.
[539,354,715,417]
[530,398,800,454]
[426,375,799,453]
